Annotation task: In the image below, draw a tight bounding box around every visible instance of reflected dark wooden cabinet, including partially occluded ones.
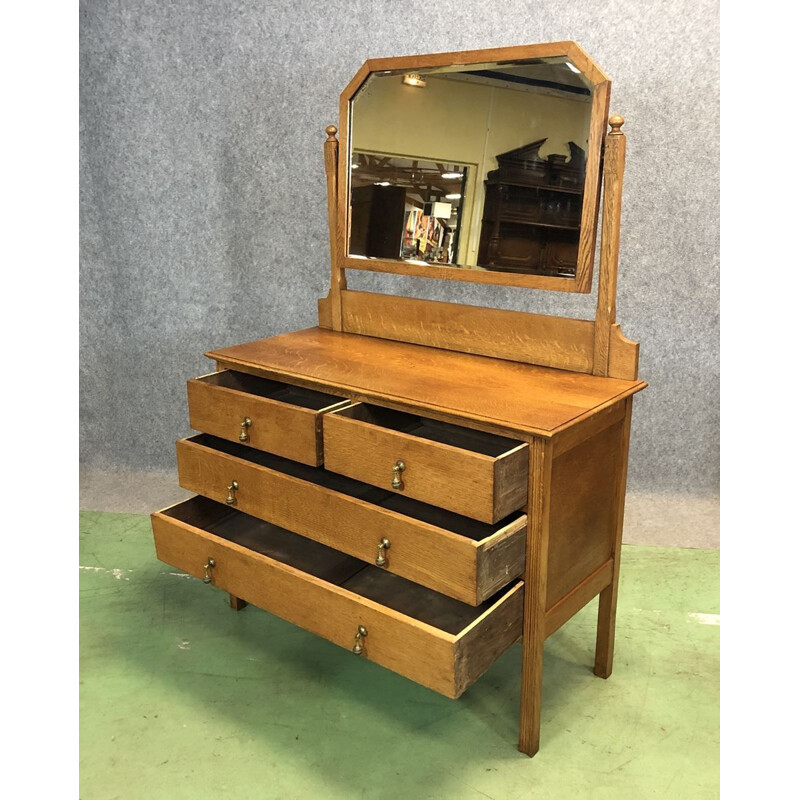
[350,184,406,259]
[478,140,585,275]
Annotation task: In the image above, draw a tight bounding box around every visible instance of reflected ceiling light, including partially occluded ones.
[565,61,580,73]
[402,73,426,87]
[373,181,391,186]
[441,171,463,179]
[351,163,359,169]
[445,193,461,200]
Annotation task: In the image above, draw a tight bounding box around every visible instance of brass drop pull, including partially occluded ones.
[203,557,216,584]
[375,537,391,567]
[352,625,368,655]
[239,417,252,442]
[391,460,406,490]
[226,480,239,505]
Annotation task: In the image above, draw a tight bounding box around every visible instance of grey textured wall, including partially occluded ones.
[80,0,719,496]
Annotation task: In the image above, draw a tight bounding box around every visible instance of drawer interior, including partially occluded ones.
[163,496,517,635]
[332,403,524,457]
[189,434,523,541]
[199,371,346,411]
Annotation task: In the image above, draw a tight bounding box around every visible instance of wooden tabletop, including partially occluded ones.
[208,328,646,436]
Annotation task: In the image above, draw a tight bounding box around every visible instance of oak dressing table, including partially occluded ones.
[151,41,646,756]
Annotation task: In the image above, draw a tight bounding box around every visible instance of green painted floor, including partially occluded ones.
[80,512,719,799]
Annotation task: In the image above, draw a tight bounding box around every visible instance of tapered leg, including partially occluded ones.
[519,438,553,757]
[593,397,632,679]
[229,593,248,611]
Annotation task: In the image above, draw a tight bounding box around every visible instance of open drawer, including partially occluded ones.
[152,496,523,699]
[176,434,527,605]
[323,403,529,523]
[187,370,349,466]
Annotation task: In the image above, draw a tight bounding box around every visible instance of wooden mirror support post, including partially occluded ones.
[324,124,346,332]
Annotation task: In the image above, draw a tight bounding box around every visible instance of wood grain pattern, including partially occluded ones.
[454,582,525,695]
[475,523,527,607]
[519,437,553,757]
[551,398,626,457]
[594,396,633,678]
[187,372,348,466]
[574,79,610,293]
[318,292,332,329]
[323,404,527,524]
[337,42,609,293]
[319,291,641,379]
[324,125,345,331]
[608,323,639,380]
[337,290,597,372]
[546,419,622,608]
[593,116,627,376]
[175,435,527,605]
[207,328,646,436]
[152,503,523,698]
[544,560,612,637]
[493,445,529,522]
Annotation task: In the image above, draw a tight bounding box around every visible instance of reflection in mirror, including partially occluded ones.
[348,57,594,278]
[350,153,469,263]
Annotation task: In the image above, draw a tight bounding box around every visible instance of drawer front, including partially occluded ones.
[187,371,349,466]
[176,435,526,605]
[152,498,523,699]
[323,404,529,524]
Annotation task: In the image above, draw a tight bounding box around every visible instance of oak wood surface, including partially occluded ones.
[152,498,523,698]
[608,323,639,380]
[493,446,530,524]
[546,420,622,608]
[454,579,525,696]
[519,438,553,757]
[594,396,633,678]
[593,117,627,376]
[551,396,626,457]
[323,403,527,524]
[337,290,596,372]
[175,435,527,605]
[187,371,348,466]
[324,125,345,331]
[318,291,640,380]
[207,328,646,436]
[544,560,613,637]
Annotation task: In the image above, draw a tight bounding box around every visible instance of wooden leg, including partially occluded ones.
[593,397,632,679]
[229,593,248,611]
[593,583,617,678]
[519,438,553,757]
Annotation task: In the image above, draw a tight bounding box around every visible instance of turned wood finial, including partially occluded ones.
[325,125,338,141]
[608,115,625,135]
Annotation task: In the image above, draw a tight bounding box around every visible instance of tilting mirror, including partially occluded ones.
[341,45,608,291]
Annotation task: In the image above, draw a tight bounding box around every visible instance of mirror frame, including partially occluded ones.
[337,41,610,293]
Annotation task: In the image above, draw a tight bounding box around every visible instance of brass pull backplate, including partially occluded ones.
[203,557,216,584]
[239,417,252,442]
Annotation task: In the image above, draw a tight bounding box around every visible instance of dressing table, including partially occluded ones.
[151,41,646,756]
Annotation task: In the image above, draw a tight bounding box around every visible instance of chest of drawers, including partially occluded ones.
[152,325,645,754]
[151,42,646,756]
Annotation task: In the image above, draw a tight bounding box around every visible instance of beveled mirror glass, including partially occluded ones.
[340,43,609,292]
